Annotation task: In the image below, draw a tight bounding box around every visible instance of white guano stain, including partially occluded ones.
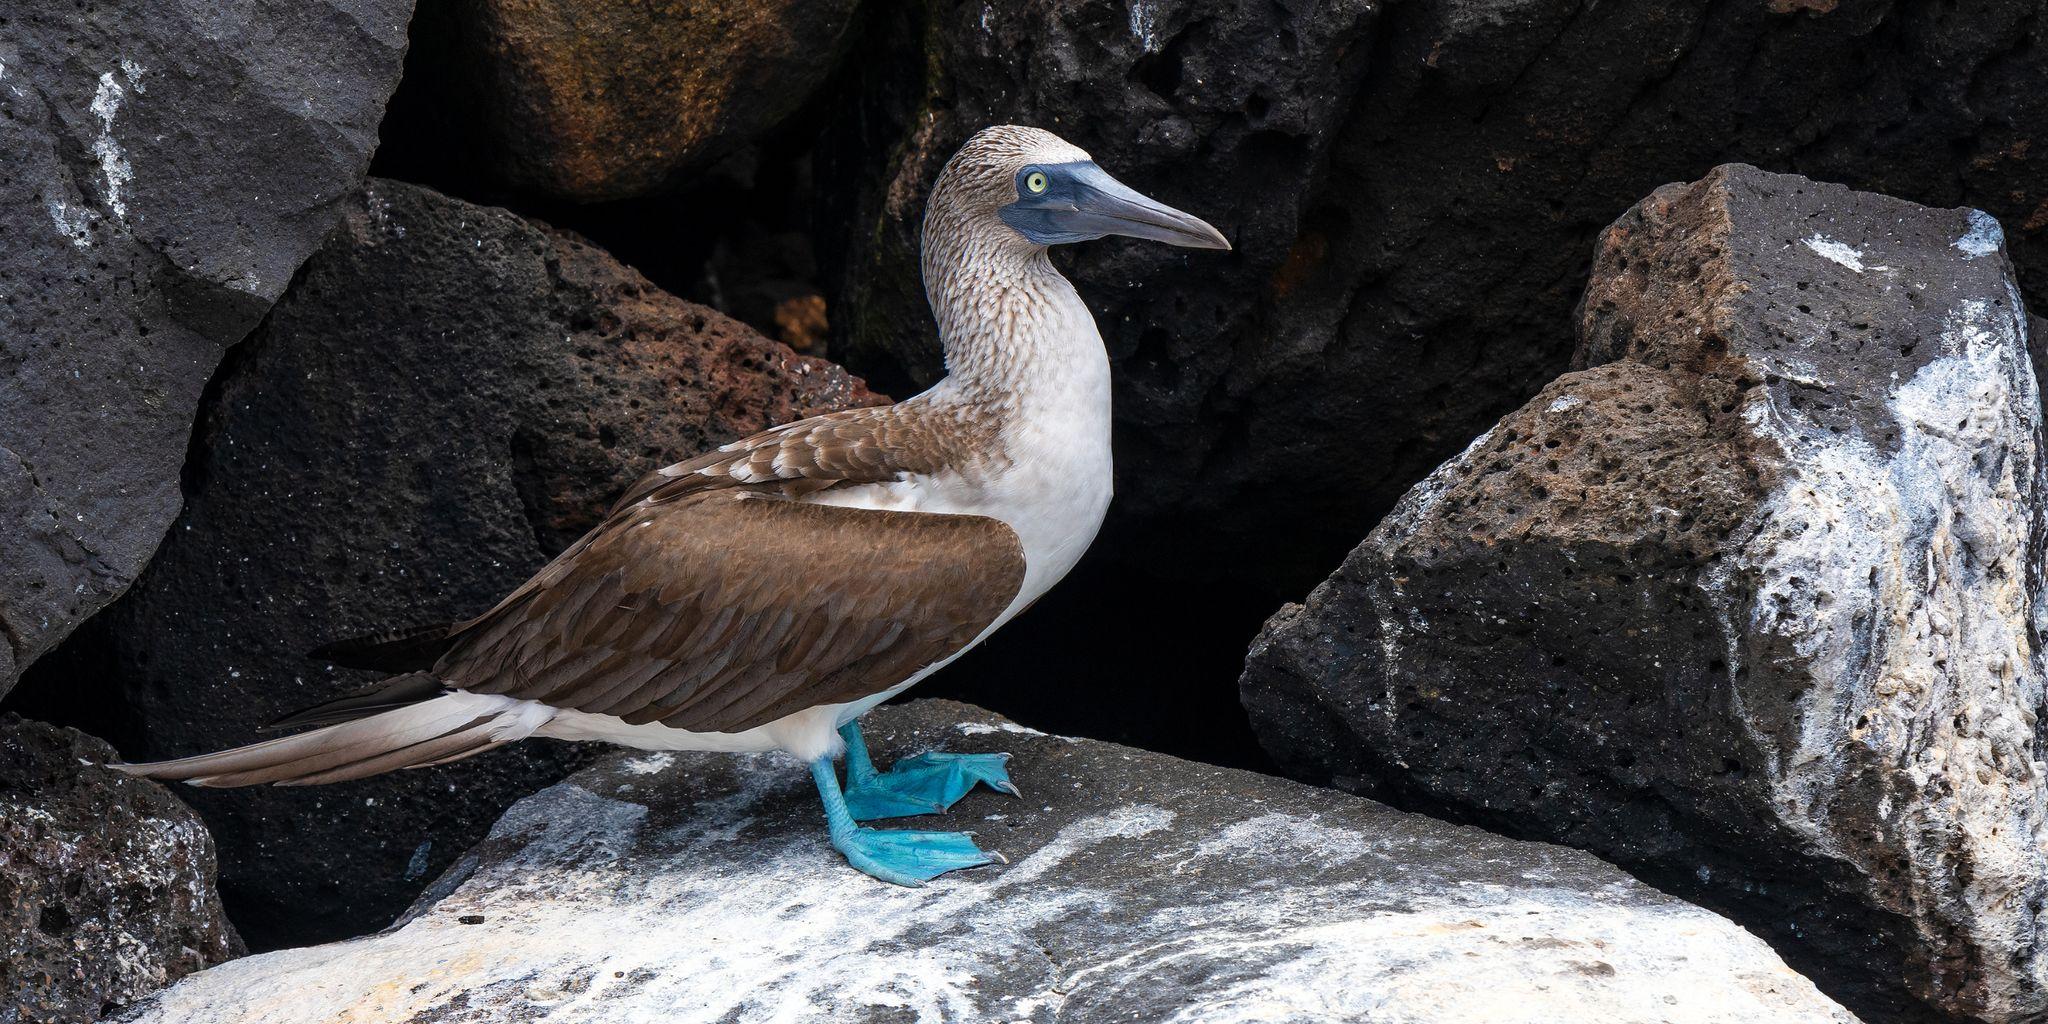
[1802,234,1866,273]
[135,790,1177,1023]
[618,753,674,776]
[47,199,93,249]
[1128,0,1163,52]
[956,720,1046,737]
[1956,208,2004,260]
[89,64,143,225]
[123,770,1854,1024]
[1724,287,2048,1002]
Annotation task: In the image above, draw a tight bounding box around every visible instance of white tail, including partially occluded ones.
[113,693,554,787]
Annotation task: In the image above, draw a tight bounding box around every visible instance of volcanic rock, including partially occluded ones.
[118,701,1857,1024]
[386,0,861,200]
[1242,165,2048,1023]
[0,0,411,697]
[0,715,240,1021]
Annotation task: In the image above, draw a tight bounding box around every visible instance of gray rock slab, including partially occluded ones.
[120,701,1857,1024]
[0,0,412,695]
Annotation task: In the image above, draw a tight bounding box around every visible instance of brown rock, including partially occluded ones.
[402,0,860,200]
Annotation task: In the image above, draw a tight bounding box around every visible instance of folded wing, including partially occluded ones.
[436,490,1025,734]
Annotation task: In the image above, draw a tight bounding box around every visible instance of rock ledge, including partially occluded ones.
[122,701,1855,1024]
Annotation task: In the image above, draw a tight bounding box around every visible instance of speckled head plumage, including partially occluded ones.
[920,126,1229,380]
[923,125,1229,258]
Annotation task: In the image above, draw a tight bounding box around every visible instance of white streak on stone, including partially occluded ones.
[1802,234,1866,273]
[1724,291,2048,998]
[956,721,1045,737]
[618,753,674,776]
[90,69,135,224]
[1128,0,1162,52]
[1956,209,2004,259]
[46,199,93,249]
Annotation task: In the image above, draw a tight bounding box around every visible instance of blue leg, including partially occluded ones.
[810,758,996,886]
[839,720,1019,821]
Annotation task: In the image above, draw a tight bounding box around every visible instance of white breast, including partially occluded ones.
[808,291,1114,624]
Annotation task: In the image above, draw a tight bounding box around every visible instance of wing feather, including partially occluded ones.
[437,490,1025,734]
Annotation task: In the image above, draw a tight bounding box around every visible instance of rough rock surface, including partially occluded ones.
[1242,165,2048,1023]
[829,0,2048,585]
[119,701,1857,1024]
[0,715,240,1021]
[0,0,412,697]
[40,179,881,950]
[386,0,860,200]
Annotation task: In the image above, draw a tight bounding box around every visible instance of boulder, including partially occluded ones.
[118,701,1858,1024]
[827,0,2048,587]
[0,0,411,698]
[383,0,861,200]
[0,715,240,1021]
[1242,165,2048,1023]
[36,179,882,950]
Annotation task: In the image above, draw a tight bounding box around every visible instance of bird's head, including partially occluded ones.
[924,125,1230,256]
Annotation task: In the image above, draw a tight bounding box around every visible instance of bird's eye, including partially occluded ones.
[1025,171,1049,194]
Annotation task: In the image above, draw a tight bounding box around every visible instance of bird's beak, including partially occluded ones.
[1001,162,1231,251]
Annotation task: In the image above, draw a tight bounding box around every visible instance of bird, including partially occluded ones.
[116,125,1230,886]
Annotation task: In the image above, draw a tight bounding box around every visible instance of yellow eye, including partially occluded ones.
[1025,171,1049,194]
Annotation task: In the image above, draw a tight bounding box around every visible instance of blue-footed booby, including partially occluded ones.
[117,125,1229,886]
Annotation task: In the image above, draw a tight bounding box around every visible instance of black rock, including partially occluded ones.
[0,715,241,1020]
[120,701,1857,1024]
[0,0,412,696]
[1243,165,2048,1024]
[41,179,881,950]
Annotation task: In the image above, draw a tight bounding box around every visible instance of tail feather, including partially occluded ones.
[114,693,551,787]
[262,672,448,732]
[274,718,505,786]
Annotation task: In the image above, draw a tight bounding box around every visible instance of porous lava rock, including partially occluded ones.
[385,0,861,200]
[118,701,1857,1024]
[44,179,881,950]
[0,0,411,697]
[0,715,240,1021]
[1242,165,2048,1023]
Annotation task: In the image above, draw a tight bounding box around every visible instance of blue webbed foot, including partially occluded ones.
[810,756,999,887]
[838,721,1019,821]
[831,825,999,887]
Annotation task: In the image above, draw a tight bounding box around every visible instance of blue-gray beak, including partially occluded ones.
[1000,162,1230,251]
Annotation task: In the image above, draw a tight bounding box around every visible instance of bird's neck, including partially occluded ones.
[923,243,1109,417]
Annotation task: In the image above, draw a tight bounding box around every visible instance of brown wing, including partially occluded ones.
[435,490,1025,734]
[606,403,983,512]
